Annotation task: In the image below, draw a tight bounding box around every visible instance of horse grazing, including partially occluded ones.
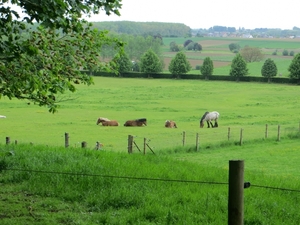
[96,117,118,126]
[124,118,147,127]
[165,120,177,128]
[200,111,220,128]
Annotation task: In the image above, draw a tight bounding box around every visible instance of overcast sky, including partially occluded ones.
[86,0,300,30]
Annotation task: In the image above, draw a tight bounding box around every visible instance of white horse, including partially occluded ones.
[200,111,220,128]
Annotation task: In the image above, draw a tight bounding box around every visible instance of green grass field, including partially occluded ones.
[1,77,299,153]
[1,77,300,224]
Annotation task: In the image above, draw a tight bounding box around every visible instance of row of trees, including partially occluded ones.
[115,48,300,83]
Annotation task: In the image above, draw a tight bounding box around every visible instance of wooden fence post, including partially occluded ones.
[81,141,87,148]
[5,137,10,145]
[239,129,243,146]
[228,127,231,141]
[265,124,268,139]
[14,140,17,145]
[128,135,133,154]
[228,160,244,225]
[65,132,69,148]
[182,131,186,146]
[143,138,146,155]
[277,125,280,141]
[196,133,199,152]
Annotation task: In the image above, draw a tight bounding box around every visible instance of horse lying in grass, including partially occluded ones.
[165,120,177,128]
[200,111,220,128]
[124,118,147,127]
[96,117,119,126]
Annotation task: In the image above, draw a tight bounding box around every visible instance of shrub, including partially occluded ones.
[282,49,289,56]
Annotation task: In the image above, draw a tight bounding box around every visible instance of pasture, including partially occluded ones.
[0,76,299,154]
[1,77,300,224]
[162,37,300,76]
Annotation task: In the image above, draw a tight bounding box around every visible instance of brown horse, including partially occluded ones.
[96,117,119,126]
[101,120,119,126]
[165,120,177,128]
[124,118,147,127]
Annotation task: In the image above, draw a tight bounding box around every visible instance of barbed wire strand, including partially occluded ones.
[5,168,227,185]
[4,168,300,193]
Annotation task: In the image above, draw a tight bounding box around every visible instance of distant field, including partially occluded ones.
[1,77,299,152]
[162,37,300,76]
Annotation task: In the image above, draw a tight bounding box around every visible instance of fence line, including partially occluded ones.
[3,124,300,152]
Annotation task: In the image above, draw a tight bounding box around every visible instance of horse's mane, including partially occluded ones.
[136,118,147,122]
[99,117,110,121]
[200,111,209,122]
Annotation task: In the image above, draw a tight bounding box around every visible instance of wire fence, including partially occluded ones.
[4,168,300,194]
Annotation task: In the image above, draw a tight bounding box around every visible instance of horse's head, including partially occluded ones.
[200,120,205,128]
[96,118,101,125]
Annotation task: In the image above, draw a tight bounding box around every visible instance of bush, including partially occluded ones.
[290,51,295,56]
[195,65,201,70]
[282,49,289,56]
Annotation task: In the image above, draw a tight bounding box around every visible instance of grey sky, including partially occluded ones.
[86,0,299,30]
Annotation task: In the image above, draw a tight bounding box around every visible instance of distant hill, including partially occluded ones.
[91,21,191,37]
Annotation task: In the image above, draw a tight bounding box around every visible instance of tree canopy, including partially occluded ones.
[115,52,132,76]
[140,49,163,76]
[168,51,191,78]
[0,0,123,113]
[229,54,248,81]
[288,53,300,79]
[200,57,214,78]
[261,58,277,82]
[240,46,264,63]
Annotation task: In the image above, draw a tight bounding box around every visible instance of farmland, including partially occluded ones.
[1,76,300,224]
[162,37,300,76]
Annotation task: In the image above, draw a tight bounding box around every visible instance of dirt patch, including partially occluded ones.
[196,40,233,47]
[163,58,230,70]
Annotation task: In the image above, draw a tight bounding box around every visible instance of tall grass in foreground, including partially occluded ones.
[1,142,300,224]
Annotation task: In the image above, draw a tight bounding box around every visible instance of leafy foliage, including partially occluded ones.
[115,52,132,76]
[229,54,248,80]
[228,43,240,52]
[240,46,264,62]
[193,42,202,51]
[288,53,300,79]
[200,57,214,77]
[183,39,193,48]
[170,41,180,52]
[168,52,191,78]
[92,21,192,37]
[0,0,123,113]
[261,58,277,82]
[140,49,163,75]
[282,49,289,56]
